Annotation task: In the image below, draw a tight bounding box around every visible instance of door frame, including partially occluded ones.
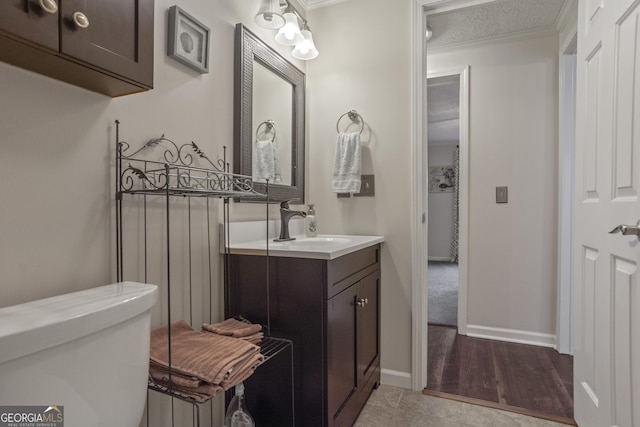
[426,67,470,335]
[411,0,577,389]
[411,0,478,390]
[557,33,577,355]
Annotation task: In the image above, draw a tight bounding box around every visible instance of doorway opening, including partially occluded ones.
[427,74,461,328]
[418,2,575,425]
[425,66,470,337]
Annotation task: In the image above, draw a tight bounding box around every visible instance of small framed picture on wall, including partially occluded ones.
[167,5,210,74]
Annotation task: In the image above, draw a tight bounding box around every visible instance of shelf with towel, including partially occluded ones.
[147,335,292,405]
[115,120,293,427]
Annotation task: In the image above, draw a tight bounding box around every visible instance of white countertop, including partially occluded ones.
[222,220,384,260]
[226,234,384,260]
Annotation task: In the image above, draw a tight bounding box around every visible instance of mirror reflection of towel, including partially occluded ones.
[253,139,281,183]
[332,132,361,193]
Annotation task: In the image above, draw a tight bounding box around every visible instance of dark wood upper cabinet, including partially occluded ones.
[0,0,59,50]
[59,0,153,88]
[0,0,154,97]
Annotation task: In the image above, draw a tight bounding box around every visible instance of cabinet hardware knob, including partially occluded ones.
[357,298,368,307]
[38,0,58,14]
[72,11,90,28]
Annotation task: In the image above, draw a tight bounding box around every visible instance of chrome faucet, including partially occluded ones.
[275,201,307,242]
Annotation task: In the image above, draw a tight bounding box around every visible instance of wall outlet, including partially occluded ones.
[355,175,375,197]
[496,186,508,203]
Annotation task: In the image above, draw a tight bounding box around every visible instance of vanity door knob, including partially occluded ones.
[72,11,90,28]
[38,0,58,14]
[357,298,368,307]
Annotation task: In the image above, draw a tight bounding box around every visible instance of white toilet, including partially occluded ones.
[0,281,158,427]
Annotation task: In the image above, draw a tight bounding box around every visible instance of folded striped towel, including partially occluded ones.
[149,320,264,392]
[202,317,262,338]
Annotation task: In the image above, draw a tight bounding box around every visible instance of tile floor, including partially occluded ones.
[354,385,571,427]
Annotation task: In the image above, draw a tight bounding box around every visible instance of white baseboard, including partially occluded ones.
[380,368,412,389]
[428,256,452,262]
[466,324,557,348]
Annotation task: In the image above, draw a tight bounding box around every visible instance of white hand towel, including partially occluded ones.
[332,132,361,193]
[253,139,281,183]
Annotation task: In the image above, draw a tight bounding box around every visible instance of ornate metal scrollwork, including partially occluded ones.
[116,125,262,198]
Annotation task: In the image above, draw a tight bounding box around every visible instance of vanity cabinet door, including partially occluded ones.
[327,285,357,424]
[356,270,380,386]
[0,0,59,50]
[327,269,381,427]
[60,0,153,87]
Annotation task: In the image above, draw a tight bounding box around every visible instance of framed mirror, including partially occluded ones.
[234,23,305,202]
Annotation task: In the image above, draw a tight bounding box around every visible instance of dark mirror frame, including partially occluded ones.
[234,23,306,203]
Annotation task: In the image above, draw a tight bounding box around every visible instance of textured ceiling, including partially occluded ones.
[428,76,460,143]
[427,0,567,48]
[426,0,568,143]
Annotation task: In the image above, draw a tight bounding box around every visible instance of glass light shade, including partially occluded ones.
[292,30,319,60]
[275,12,303,46]
[255,0,285,29]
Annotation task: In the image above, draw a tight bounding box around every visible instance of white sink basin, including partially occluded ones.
[227,234,384,260]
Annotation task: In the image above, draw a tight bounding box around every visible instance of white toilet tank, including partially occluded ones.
[0,281,158,427]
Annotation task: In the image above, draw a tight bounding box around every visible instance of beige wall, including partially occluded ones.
[428,33,560,338]
[307,0,414,380]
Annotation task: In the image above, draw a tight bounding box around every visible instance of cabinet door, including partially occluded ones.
[0,0,58,50]
[356,270,380,386]
[59,0,153,87]
[327,285,357,422]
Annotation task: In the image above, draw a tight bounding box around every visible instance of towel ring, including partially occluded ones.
[256,120,276,142]
[336,110,364,134]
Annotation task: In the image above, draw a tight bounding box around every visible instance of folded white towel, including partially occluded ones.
[253,139,281,183]
[332,132,361,193]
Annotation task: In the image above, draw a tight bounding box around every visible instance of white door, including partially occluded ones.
[574,1,640,426]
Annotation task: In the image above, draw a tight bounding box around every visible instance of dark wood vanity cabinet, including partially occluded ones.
[227,244,381,427]
[0,0,153,97]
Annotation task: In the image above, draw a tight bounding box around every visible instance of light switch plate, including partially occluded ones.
[355,175,375,197]
[496,186,508,203]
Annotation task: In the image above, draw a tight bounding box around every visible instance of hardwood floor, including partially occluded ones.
[426,325,575,424]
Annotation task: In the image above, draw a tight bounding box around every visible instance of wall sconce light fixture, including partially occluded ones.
[255,0,319,60]
[255,0,285,29]
[275,6,304,45]
[292,23,319,60]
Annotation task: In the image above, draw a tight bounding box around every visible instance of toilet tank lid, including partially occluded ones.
[0,282,158,365]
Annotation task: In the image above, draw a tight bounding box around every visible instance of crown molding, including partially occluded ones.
[556,0,578,31]
[427,26,558,53]
[304,0,351,10]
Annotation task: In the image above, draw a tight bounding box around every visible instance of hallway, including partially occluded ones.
[428,261,458,326]
[426,325,575,425]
